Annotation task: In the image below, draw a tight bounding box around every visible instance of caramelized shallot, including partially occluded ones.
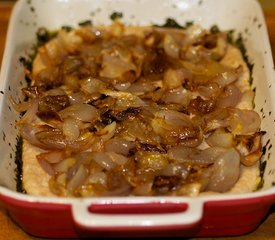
[18,21,262,197]
[206,148,240,192]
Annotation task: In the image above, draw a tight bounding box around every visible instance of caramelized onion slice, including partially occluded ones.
[228,108,261,135]
[161,88,191,106]
[97,121,116,141]
[167,145,195,162]
[92,152,116,171]
[154,110,192,127]
[63,117,80,141]
[206,128,233,148]
[67,164,87,191]
[104,138,135,156]
[37,158,56,176]
[206,148,240,192]
[18,98,39,125]
[216,84,241,108]
[54,157,76,173]
[160,163,190,179]
[37,150,65,164]
[163,34,180,59]
[213,66,242,88]
[59,103,99,122]
[189,147,226,166]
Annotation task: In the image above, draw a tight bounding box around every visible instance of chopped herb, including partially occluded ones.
[78,20,92,26]
[110,12,123,21]
[19,57,33,71]
[185,21,194,28]
[210,25,220,34]
[61,25,73,32]
[14,136,26,193]
[226,29,235,43]
[36,27,57,46]
[155,18,183,29]
[2,131,6,141]
[257,160,266,190]
[155,18,194,29]
[25,75,32,85]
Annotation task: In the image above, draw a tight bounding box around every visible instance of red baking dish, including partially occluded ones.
[0,0,275,238]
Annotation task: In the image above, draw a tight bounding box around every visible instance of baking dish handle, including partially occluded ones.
[71,199,203,230]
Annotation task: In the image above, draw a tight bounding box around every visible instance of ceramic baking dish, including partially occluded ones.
[0,0,275,238]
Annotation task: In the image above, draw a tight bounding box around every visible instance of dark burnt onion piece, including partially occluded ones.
[188,96,216,115]
[235,132,263,166]
[100,107,141,125]
[142,48,170,77]
[176,126,203,147]
[152,110,203,146]
[163,124,203,147]
[114,107,141,121]
[152,175,180,194]
[22,86,46,98]
[36,110,63,127]
[35,128,67,150]
[100,109,117,125]
[38,95,70,112]
[137,142,166,153]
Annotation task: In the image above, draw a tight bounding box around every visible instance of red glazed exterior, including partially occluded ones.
[0,192,274,238]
